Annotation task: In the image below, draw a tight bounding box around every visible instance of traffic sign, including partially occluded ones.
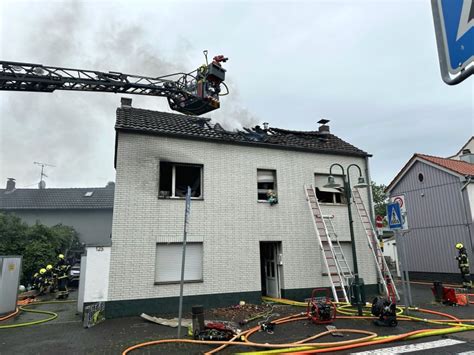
[431,0,474,84]
[387,203,403,230]
[390,194,409,230]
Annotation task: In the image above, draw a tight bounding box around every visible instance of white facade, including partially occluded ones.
[105,131,378,304]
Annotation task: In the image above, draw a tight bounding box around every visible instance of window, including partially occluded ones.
[159,162,202,198]
[314,174,346,204]
[257,169,277,201]
[155,242,203,283]
[418,173,424,182]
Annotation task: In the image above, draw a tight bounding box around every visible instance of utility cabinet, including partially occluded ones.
[0,256,22,315]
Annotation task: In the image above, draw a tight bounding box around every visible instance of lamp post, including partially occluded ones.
[324,163,367,316]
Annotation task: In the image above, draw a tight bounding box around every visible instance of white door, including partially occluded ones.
[263,243,280,298]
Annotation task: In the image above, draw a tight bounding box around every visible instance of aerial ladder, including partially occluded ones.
[0,51,229,116]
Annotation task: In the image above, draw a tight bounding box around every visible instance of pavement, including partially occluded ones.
[0,282,473,355]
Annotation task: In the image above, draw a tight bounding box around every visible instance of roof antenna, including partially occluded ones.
[34,161,55,189]
[203,50,209,66]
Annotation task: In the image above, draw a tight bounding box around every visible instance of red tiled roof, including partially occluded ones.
[417,154,474,176]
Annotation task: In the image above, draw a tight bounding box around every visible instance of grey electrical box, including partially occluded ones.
[0,256,22,316]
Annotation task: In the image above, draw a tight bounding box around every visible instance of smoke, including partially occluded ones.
[0,1,261,188]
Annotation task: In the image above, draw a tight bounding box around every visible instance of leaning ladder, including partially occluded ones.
[304,185,349,303]
[323,215,354,281]
[352,187,400,302]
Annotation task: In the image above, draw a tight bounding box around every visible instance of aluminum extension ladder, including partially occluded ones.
[352,187,400,302]
[323,215,354,280]
[304,184,349,303]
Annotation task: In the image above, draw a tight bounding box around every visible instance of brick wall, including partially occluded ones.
[107,132,377,301]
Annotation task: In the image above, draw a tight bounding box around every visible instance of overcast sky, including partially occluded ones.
[0,0,472,189]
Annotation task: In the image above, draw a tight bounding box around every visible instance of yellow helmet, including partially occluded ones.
[40,268,46,274]
[456,243,464,250]
[58,254,65,259]
[46,264,53,270]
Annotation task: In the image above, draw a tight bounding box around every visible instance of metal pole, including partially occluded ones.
[177,186,191,338]
[401,232,413,306]
[395,230,409,314]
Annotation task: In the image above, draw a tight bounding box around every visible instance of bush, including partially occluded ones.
[0,213,81,284]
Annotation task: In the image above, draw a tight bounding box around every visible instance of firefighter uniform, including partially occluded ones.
[456,243,472,289]
[45,264,57,292]
[55,254,71,299]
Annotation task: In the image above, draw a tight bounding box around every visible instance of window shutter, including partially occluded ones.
[257,170,275,183]
[155,243,203,282]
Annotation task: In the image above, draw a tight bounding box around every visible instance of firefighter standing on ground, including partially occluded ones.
[456,243,472,289]
[55,254,71,299]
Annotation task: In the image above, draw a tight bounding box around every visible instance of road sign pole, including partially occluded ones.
[401,232,413,306]
[395,230,410,315]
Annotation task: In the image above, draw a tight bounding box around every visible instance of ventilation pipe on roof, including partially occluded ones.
[263,122,269,130]
[317,119,330,134]
[6,178,15,192]
[121,97,132,108]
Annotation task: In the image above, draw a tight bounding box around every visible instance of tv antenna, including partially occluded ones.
[34,161,55,189]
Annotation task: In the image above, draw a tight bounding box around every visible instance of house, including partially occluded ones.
[0,179,114,247]
[85,98,383,318]
[386,138,474,281]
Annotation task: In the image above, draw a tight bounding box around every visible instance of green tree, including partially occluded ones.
[0,213,80,284]
[371,181,388,219]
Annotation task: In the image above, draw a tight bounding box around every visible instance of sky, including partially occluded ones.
[0,0,472,189]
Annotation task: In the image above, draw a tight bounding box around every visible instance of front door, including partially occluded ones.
[260,242,281,298]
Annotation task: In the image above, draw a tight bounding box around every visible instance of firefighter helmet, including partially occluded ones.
[40,268,46,274]
[456,243,464,250]
[58,254,65,259]
[46,264,53,270]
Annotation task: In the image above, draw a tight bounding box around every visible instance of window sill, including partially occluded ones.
[158,196,204,201]
[318,203,347,206]
[154,279,203,285]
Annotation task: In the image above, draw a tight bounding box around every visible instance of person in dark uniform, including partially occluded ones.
[456,243,472,289]
[55,254,71,299]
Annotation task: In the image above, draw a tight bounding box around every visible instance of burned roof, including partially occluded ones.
[115,107,370,157]
[0,186,114,210]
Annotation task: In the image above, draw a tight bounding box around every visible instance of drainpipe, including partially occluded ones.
[460,176,473,253]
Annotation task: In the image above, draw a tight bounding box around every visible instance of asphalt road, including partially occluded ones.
[0,283,473,354]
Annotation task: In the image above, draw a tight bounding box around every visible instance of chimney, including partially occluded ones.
[121,97,132,108]
[6,178,16,192]
[317,119,330,134]
[460,149,474,163]
[263,122,269,130]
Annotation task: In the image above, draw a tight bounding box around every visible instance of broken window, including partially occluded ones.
[314,174,346,204]
[257,169,277,201]
[159,162,202,198]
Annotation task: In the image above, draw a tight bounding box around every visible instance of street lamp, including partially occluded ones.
[324,163,368,316]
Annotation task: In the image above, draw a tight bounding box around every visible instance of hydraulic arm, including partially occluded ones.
[0,52,228,115]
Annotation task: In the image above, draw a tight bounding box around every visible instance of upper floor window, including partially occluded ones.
[257,169,277,202]
[159,162,202,198]
[314,174,346,204]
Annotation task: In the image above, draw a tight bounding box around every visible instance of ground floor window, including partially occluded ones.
[155,242,203,284]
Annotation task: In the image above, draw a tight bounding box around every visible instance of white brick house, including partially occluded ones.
[92,100,379,317]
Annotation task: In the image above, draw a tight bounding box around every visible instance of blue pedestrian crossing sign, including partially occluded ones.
[387,202,403,230]
[432,0,474,84]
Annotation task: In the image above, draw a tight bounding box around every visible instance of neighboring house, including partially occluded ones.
[386,141,474,281]
[85,98,382,318]
[0,179,114,247]
[448,136,474,161]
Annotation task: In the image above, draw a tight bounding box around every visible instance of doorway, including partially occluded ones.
[260,242,281,298]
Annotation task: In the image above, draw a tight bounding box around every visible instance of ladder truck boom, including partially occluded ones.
[0,52,229,116]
